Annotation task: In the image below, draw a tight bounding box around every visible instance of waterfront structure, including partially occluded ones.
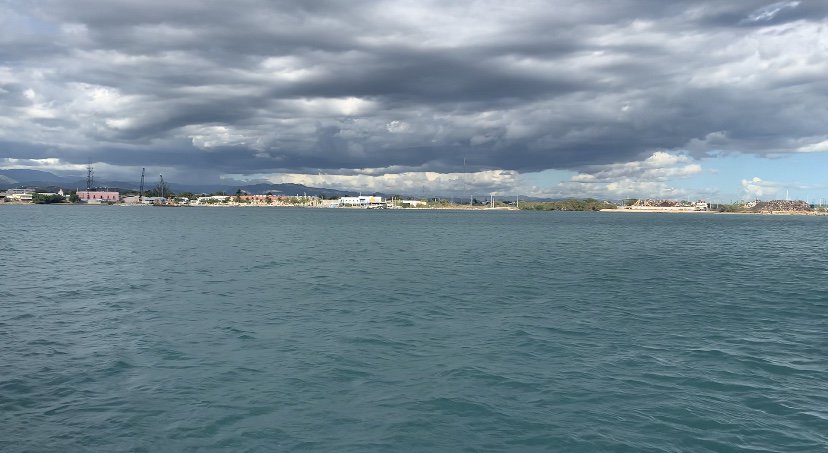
[3,188,35,202]
[77,191,120,203]
[144,197,167,205]
[2,188,69,203]
[195,195,231,205]
[122,195,159,205]
[192,194,321,206]
[339,195,385,207]
[238,195,276,204]
[622,199,708,212]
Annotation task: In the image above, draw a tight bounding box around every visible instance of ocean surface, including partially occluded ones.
[2,206,827,452]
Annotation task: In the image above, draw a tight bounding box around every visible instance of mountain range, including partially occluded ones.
[0,169,358,198]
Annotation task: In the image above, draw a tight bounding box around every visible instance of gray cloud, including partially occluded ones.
[1,0,827,182]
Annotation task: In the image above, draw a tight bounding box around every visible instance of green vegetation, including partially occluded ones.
[426,199,452,208]
[32,193,66,204]
[716,203,744,213]
[145,179,173,198]
[519,198,616,211]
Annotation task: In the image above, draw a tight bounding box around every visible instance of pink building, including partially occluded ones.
[77,191,120,202]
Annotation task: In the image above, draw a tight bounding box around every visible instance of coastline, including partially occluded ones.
[4,202,825,215]
[603,208,827,216]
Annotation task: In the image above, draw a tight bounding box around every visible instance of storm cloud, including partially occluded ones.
[1,0,827,184]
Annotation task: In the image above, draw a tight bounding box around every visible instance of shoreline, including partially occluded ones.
[4,202,826,216]
[603,208,827,216]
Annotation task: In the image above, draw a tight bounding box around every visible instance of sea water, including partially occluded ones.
[1,206,827,451]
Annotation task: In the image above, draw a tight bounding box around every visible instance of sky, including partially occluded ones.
[1,0,827,201]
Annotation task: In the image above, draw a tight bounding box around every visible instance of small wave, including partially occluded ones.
[249,259,286,270]
[101,360,136,376]
[343,335,411,350]
[27,338,67,347]
[415,396,504,418]
[0,378,32,394]
[440,366,542,391]
[10,313,35,320]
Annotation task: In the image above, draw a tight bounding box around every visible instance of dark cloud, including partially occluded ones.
[1,0,827,181]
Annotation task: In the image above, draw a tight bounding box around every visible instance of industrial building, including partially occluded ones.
[77,191,120,203]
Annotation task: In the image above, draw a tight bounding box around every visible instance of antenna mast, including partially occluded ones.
[139,168,145,203]
[86,161,94,190]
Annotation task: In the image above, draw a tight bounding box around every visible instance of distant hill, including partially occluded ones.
[0,169,71,185]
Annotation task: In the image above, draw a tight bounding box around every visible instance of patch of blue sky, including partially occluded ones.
[519,168,573,188]
[687,152,828,202]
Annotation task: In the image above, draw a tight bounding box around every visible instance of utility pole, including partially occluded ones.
[160,175,165,199]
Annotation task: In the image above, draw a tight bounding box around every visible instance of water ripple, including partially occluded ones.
[2,207,827,451]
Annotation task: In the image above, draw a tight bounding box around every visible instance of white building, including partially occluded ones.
[144,197,167,205]
[339,195,385,207]
[4,188,35,202]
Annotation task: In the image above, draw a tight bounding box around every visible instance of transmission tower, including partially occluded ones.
[86,161,94,190]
